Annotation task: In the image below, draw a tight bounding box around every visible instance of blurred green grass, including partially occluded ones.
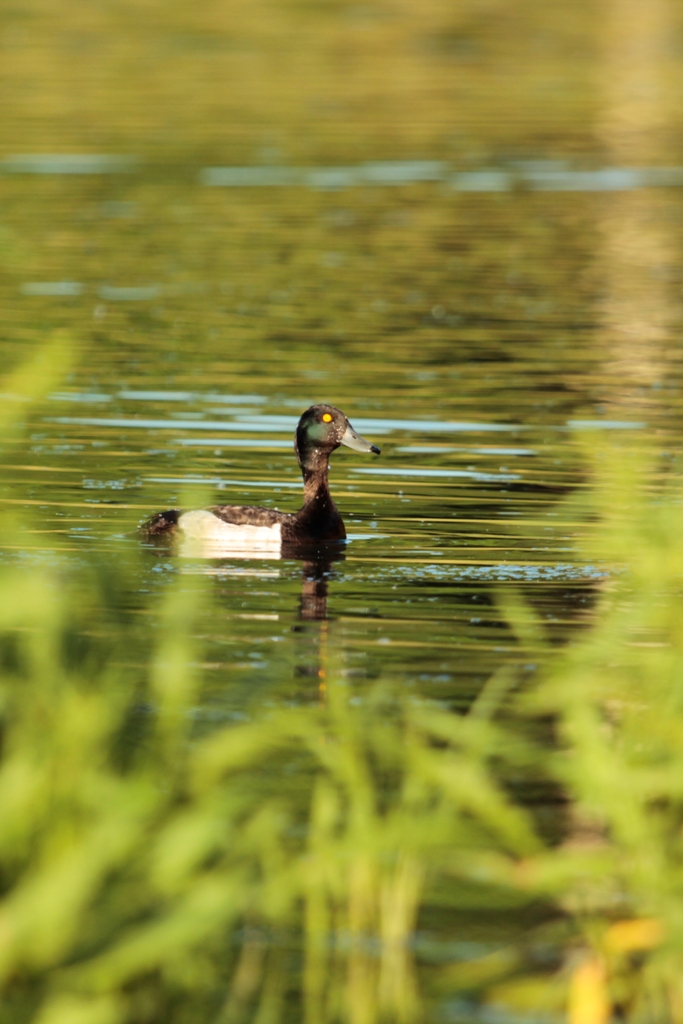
[1,343,683,1024]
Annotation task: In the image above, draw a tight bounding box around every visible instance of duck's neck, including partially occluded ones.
[294,460,345,540]
[302,465,332,505]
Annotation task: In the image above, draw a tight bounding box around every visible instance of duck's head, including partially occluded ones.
[295,404,380,473]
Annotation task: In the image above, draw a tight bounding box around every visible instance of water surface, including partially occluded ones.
[2,0,683,1016]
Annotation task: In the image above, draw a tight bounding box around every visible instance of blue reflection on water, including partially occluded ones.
[353,467,520,481]
[199,159,683,193]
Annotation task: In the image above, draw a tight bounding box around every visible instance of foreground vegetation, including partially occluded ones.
[1,346,682,1024]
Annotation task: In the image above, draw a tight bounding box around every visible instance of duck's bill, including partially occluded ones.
[341,422,381,455]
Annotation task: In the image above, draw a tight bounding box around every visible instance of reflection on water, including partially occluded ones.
[175,543,341,701]
[299,557,334,622]
[11,154,683,191]
[201,160,448,187]
[202,160,683,192]
[0,154,138,173]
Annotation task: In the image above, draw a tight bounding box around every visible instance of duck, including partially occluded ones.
[140,403,380,550]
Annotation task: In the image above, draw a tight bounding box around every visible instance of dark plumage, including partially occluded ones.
[140,403,380,548]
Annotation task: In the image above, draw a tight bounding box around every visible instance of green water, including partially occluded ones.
[4,174,679,703]
[2,1,683,1018]
[3,180,609,701]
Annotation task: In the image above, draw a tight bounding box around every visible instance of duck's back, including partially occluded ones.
[141,504,289,535]
[209,504,289,528]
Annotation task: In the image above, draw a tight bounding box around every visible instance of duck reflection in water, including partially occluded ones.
[167,539,344,622]
[297,547,344,622]
[293,551,342,691]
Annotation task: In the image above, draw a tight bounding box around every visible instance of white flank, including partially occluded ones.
[177,509,282,556]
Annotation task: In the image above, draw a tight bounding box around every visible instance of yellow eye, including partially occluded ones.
[322,413,333,422]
